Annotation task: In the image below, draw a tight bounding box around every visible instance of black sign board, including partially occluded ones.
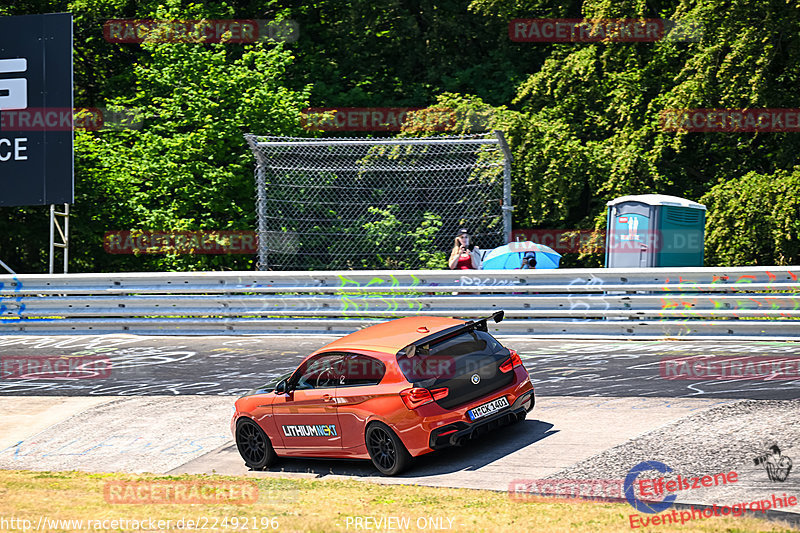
[0,13,73,206]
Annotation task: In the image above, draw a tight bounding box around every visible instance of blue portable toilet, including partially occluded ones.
[605,194,706,268]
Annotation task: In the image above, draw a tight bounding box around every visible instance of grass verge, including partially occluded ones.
[0,470,797,532]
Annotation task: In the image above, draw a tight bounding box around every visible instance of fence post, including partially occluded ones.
[246,134,270,271]
[495,130,514,243]
[255,165,269,270]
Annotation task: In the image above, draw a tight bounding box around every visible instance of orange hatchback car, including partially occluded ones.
[231,311,534,475]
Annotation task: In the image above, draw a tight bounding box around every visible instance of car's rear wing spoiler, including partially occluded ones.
[397,311,504,358]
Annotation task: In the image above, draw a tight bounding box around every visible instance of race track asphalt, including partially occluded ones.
[0,335,798,520]
[0,335,798,398]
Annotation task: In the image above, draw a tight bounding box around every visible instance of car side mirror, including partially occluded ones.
[275,379,290,394]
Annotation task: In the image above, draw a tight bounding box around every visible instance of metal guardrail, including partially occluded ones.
[1,267,799,338]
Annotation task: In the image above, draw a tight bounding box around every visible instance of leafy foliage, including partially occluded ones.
[0,1,310,272]
[702,169,800,266]
[72,37,310,272]
[363,207,447,269]
[1,0,799,271]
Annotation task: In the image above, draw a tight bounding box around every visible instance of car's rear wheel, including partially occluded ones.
[235,418,276,470]
[366,422,411,476]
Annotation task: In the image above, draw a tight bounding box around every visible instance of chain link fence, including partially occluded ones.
[245,133,512,270]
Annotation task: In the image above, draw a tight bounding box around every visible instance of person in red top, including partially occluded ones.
[448,228,482,270]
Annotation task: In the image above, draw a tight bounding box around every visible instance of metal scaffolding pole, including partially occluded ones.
[49,203,69,274]
[0,257,15,275]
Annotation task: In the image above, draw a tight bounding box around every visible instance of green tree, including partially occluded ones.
[1,0,312,272]
[4,0,800,270]
[70,36,311,272]
[702,169,800,266]
[504,0,800,265]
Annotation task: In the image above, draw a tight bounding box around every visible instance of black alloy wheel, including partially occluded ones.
[235,418,276,470]
[365,422,411,476]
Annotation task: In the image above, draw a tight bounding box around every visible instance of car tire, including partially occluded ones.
[365,421,411,476]
[235,418,276,471]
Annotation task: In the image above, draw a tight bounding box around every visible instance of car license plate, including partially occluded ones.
[467,396,510,421]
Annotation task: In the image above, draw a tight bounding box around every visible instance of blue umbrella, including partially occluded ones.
[482,241,561,269]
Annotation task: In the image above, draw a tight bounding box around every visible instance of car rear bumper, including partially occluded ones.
[428,389,534,450]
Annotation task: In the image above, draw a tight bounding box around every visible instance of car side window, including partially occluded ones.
[293,353,344,390]
[338,354,386,387]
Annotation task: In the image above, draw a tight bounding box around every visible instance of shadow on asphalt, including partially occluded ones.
[257,419,557,478]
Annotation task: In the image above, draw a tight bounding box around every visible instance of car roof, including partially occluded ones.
[313,316,466,356]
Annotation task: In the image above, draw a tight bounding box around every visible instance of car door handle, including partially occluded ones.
[321,394,334,403]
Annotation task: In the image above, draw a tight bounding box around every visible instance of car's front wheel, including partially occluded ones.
[235,418,276,470]
[366,422,411,476]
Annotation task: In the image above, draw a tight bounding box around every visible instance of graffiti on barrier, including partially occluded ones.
[459,276,521,287]
[0,276,25,318]
[336,273,421,289]
[567,276,610,314]
[660,295,800,314]
[333,274,426,318]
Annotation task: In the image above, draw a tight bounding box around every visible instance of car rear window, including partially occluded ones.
[395,329,508,383]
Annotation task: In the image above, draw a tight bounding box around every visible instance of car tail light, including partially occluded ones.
[430,387,449,401]
[500,349,524,373]
[400,387,449,409]
[401,387,433,409]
